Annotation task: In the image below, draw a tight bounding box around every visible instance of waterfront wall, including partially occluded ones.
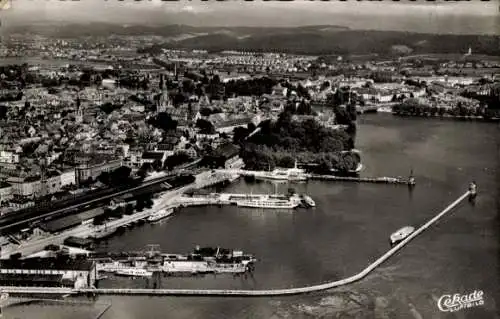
[392,112,500,122]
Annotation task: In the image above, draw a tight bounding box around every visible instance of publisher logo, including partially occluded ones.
[437,290,484,312]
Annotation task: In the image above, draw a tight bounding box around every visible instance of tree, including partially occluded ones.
[320,81,330,91]
[93,214,106,226]
[136,200,145,212]
[100,102,122,115]
[148,112,178,132]
[196,118,216,134]
[277,155,295,168]
[152,159,163,171]
[110,207,123,219]
[233,126,249,144]
[0,104,7,120]
[144,198,154,209]
[164,152,191,170]
[97,172,110,185]
[124,203,135,215]
[317,157,333,173]
[137,163,150,179]
[199,107,212,117]
[247,122,256,132]
[182,79,195,94]
[98,166,133,187]
[110,166,132,183]
[240,110,357,172]
[296,100,312,115]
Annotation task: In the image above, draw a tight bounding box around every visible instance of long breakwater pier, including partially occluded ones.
[0,189,472,297]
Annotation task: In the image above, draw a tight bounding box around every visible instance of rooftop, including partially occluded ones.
[142,151,164,160]
[0,181,11,188]
[213,143,240,159]
[0,257,94,271]
[38,215,82,234]
[63,236,94,248]
[0,273,63,286]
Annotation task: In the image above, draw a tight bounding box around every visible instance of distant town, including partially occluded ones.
[0,31,498,215]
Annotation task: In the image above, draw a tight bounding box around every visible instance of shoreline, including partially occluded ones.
[390,112,500,122]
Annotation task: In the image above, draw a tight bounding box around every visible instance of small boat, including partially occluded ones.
[115,268,153,277]
[147,208,174,222]
[390,226,415,246]
[302,195,316,207]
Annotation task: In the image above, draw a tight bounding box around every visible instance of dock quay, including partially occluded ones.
[0,188,471,297]
[310,174,416,185]
[216,169,415,186]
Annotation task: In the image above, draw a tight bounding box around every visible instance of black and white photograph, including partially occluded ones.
[0,0,498,318]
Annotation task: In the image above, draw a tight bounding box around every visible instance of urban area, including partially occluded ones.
[0,27,498,306]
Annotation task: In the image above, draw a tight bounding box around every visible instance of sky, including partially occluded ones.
[1,0,499,34]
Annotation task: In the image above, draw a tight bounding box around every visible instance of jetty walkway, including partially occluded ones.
[310,174,415,185]
[0,189,472,297]
[218,169,415,186]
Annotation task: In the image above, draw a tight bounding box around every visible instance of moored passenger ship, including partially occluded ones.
[162,246,255,274]
[92,246,256,276]
[235,194,303,209]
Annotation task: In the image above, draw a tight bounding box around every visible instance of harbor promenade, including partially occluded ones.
[0,189,472,297]
[310,174,415,185]
[1,172,233,258]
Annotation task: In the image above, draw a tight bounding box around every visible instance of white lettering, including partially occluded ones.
[437,290,485,313]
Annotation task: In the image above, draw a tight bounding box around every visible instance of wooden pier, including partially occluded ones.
[218,169,415,186]
[0,188,471,297]
[310,174,416,185]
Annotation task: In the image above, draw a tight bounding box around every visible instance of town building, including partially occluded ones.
[0,257,97,289]
[0,150,20,164]
[75,158,123,185]
[0,182,13,205]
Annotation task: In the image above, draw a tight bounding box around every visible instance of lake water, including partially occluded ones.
[5,114,499,319]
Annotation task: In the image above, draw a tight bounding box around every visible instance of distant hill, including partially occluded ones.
[5,23,500,56]
[168,30,500,56]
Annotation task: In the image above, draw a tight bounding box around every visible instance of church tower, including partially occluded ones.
[157,74,171,113]
[75,95,83,123]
